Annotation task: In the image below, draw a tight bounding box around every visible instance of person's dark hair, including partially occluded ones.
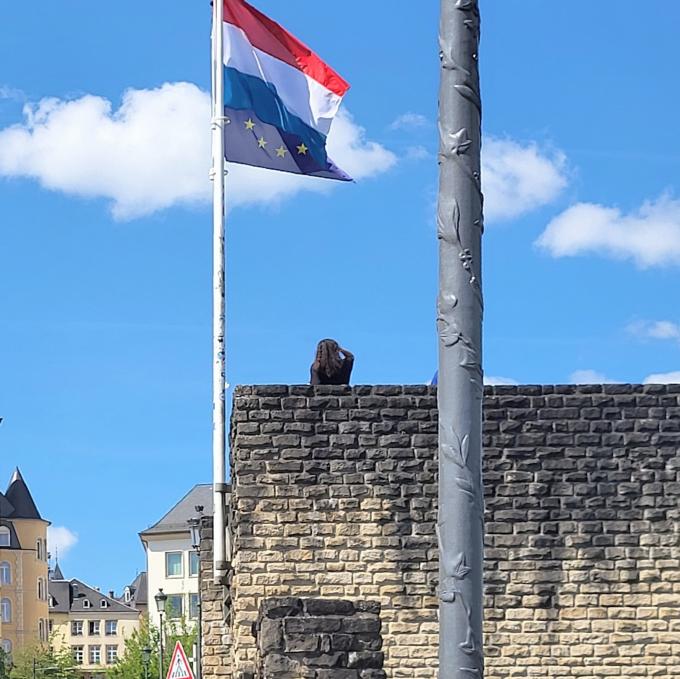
[315,339,343,379]
[310,339,354,385]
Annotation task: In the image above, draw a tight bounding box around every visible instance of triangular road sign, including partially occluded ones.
[166,641,195,679]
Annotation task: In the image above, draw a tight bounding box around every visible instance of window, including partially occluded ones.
[105,646,118,664]
[0,528,9,547]
[166,595,183,619]
[88,621,100,636]
[0,562,10,585]
[1,640,11,655]
[89,645,101,664]
[39,620,44,642]
[123,588,131,603]
[72,620,84,636]
[83,599,91,609]
[105,620,117,636]
[37,578,43,600]
[100,599,108,609]
[189,593,199,620]
[1,599,11,623]
[72,646,84,665]
[189,551,200,577]
[165,552,183,578]
[49,620,54,634]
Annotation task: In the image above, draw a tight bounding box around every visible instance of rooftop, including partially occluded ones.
[119,571,148,609]
[48,573,139,615]
[3,467,44,521]
[139,483,221,537]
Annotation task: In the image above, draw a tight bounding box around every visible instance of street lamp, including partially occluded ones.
[188,507,203,679]
[141,647,151,679]
[188,516,201,551]
[154,589,167,679]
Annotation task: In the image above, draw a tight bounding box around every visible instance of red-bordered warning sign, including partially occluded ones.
[166,641,194,679]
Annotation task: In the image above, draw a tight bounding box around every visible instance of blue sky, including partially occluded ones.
[1,1,680,590]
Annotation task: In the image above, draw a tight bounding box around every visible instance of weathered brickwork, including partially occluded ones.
[254,597,384,679]
[201,384,680,679]
[227,385,439,677]
[483,384,680,678]
[200,517,233,678]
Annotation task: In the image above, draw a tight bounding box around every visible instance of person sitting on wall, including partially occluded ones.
[310,339,354,385]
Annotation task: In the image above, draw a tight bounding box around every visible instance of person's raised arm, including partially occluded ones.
[339,347,354,364]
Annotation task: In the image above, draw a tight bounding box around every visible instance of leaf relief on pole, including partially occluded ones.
[437,0,484,676]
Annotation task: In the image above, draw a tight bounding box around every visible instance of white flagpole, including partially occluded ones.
[211,0,228,583]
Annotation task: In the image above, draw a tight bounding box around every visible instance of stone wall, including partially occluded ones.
[253,597,384,679]
[201,384,680,679]
[228,385,439,677]
[200,517,233,678]
[483,384,680,678]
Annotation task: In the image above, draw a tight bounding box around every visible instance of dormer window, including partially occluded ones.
[123,588,131,603]
[82,599,91,609]
[100,599,108,609]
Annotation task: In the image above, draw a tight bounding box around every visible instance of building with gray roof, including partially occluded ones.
[48,570,141,679]
[139,483,229,630]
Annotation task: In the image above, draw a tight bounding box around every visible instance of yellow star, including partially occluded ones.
[257,137,267,149]
[244,118,255,130]
[275,146,287,158]
[296,143,308,155]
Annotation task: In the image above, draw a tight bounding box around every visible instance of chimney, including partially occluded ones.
[109,590,115,599]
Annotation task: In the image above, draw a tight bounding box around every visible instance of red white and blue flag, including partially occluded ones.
[222,0,351,181]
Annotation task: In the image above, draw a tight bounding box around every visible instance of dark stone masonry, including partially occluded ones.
[254,597,384,679]
[201,384,680,679]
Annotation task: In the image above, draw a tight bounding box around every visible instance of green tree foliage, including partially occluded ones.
[107,617,197,679]
[8,642,78,679]
[0,649,10,679]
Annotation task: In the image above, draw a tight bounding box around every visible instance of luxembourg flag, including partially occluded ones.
[221,0,352,181]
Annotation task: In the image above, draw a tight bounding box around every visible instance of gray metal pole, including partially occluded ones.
[436,1,484,678]
[158,614,164,679]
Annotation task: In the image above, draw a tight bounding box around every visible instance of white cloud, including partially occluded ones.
[389,112,429,131]
[644,371,680,384]
[481,136,568,223]
[328,109,397,181]
[535,195,680,267]
[570,369,619,384]
[405,145,430,161]
[628,320,680,343]
[47,525,78,559]
[484,375,519,386]
[0,85,25,101]
[0,82,396,220]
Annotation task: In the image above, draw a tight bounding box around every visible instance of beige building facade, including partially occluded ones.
[49,573,140,679]
[0,468,49,658]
